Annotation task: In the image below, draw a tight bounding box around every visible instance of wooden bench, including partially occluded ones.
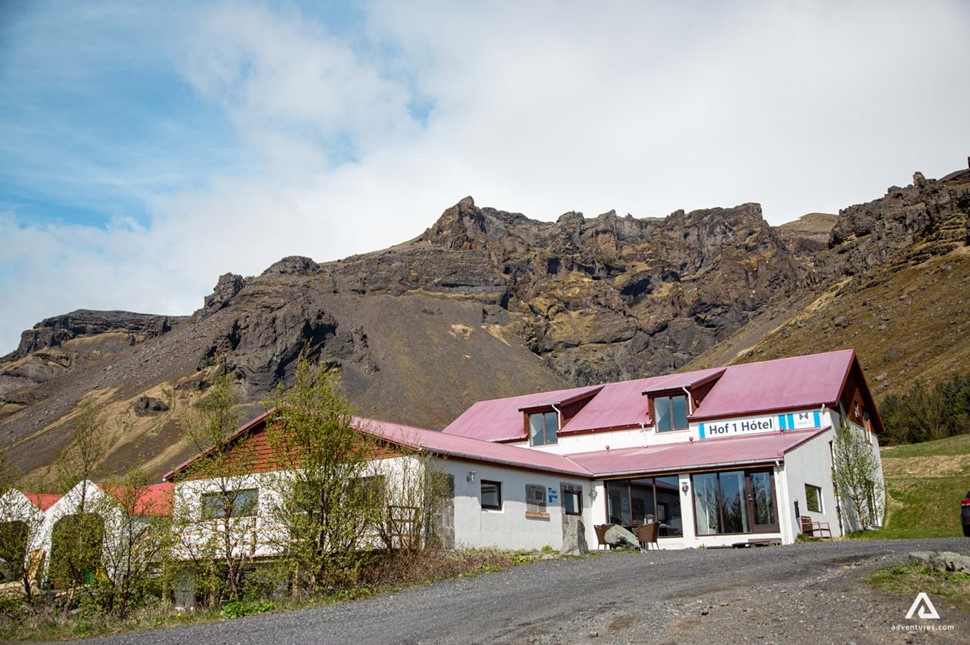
[800,516,832,539]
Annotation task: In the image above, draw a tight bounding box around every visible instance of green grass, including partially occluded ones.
[848,434,970,540]
[881,433,970,458]
[867,562,970,610]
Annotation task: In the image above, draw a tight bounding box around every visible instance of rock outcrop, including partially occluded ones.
[1,166,967,482]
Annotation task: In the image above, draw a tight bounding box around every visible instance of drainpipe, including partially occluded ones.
[551,403,563,439]
[682,387,694,414]
[829,439,845,537]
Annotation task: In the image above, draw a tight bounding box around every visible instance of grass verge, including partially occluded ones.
[0,549,527,642]
[867,562,970,611]
[851,434,970,540]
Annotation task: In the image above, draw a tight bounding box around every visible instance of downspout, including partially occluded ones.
[551,403,563,443]
[682,387,694,414]
[829,438,845,537]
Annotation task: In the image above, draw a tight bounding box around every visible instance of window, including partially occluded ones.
[605,477,682,536]
[654,395,689,432]
[480,481,502,510]
[692,469,778,535]
[201,488,258,520]
[563,488,582,516]
[805,484,823,513]
[528,411,559,446]
[525,484,548,518]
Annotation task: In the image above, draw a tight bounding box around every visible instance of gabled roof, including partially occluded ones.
[164,409,593,481]
[440,384,604,442]
[568,429,826,477]
[356,418,592,477]
[443,349,866,441]
[688,349,858,420]
[563,368,727,435]
[23,492,62,511]
[99,482,174,516]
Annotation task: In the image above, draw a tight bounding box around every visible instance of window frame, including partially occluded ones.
[804,483,823,513]
[200,488,259,521]
[480,480,503,511]
[691,468,779,536]
[653,394,690,433]
[525,484,548,518]
[563,488,583,516]
[528,411,559,446]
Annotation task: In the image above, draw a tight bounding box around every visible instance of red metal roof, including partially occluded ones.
[440,384,604,442]
[164,409,594,481]
[355,418,593,477]
[23,492,62,511]
[568,429,826,477]
[443,350,860,441]
[98,482,175,516]
[563,368,727,435]
[689,349,856,420]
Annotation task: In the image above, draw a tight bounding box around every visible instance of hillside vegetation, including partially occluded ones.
[873,434,970,539]
[1,167,967,481]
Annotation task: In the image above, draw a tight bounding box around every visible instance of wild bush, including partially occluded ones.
[880,372,970,444]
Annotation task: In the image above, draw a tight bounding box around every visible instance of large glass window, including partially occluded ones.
[692,469,778,535]
[529,411,559,446]
[605,478,682,537]
[654,395,689,432]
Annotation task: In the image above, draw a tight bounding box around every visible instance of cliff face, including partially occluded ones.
[1,167,967,482]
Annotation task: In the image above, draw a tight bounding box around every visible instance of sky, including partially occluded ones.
[1,0,968,355]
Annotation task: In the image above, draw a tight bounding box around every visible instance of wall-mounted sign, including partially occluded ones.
[547,487,559,504]
[698,410,822,439]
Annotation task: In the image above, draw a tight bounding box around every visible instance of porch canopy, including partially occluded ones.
[568,428,826,478]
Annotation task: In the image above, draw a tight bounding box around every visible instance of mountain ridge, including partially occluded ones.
[2,166,967,484]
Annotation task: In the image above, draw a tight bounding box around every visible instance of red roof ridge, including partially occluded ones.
[22,492,62,511]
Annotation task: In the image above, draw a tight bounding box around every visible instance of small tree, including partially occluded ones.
[833,419,884,531]
[175,374,256,606]
[48,399,112,593]
[93,468,174,616]
[265,351,388,594]
[0,446,45,602]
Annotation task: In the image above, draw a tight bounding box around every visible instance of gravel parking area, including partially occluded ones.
[79,538,969,645]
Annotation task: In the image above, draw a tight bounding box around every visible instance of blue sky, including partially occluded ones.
[1,0,969,354]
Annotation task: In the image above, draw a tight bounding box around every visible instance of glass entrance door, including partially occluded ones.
[747,470,779,533]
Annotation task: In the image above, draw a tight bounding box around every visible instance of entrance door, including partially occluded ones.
[746,470,779,533]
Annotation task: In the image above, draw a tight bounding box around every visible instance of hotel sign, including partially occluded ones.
[698,410,822,439]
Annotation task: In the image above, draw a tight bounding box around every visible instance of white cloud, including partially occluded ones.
[1,0,969,354]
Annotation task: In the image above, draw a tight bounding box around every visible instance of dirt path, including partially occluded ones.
[83,538,970,645]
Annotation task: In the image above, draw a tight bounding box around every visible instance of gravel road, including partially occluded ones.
[80,538,969,645]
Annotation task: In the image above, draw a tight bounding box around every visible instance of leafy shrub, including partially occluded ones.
[219,600,275,619]
[880,372,970,444]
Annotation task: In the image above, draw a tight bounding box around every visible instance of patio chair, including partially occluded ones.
[594,524,614,550]
[635,521,660,550]
[800,516,832,539]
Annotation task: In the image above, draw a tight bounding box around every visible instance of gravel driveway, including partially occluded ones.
[80,538,969,645]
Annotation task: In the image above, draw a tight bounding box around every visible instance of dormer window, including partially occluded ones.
[528,411,559,446]
[654,394,689,432]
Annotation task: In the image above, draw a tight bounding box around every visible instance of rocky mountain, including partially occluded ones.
[1,166,967,484]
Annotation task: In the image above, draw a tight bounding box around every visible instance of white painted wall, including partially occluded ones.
[782,428,842,537]
[441,459,591,551]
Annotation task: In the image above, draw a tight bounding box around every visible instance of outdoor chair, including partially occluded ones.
[800,516,832,539]
[594,523,614,550]
[635,521,660,550]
